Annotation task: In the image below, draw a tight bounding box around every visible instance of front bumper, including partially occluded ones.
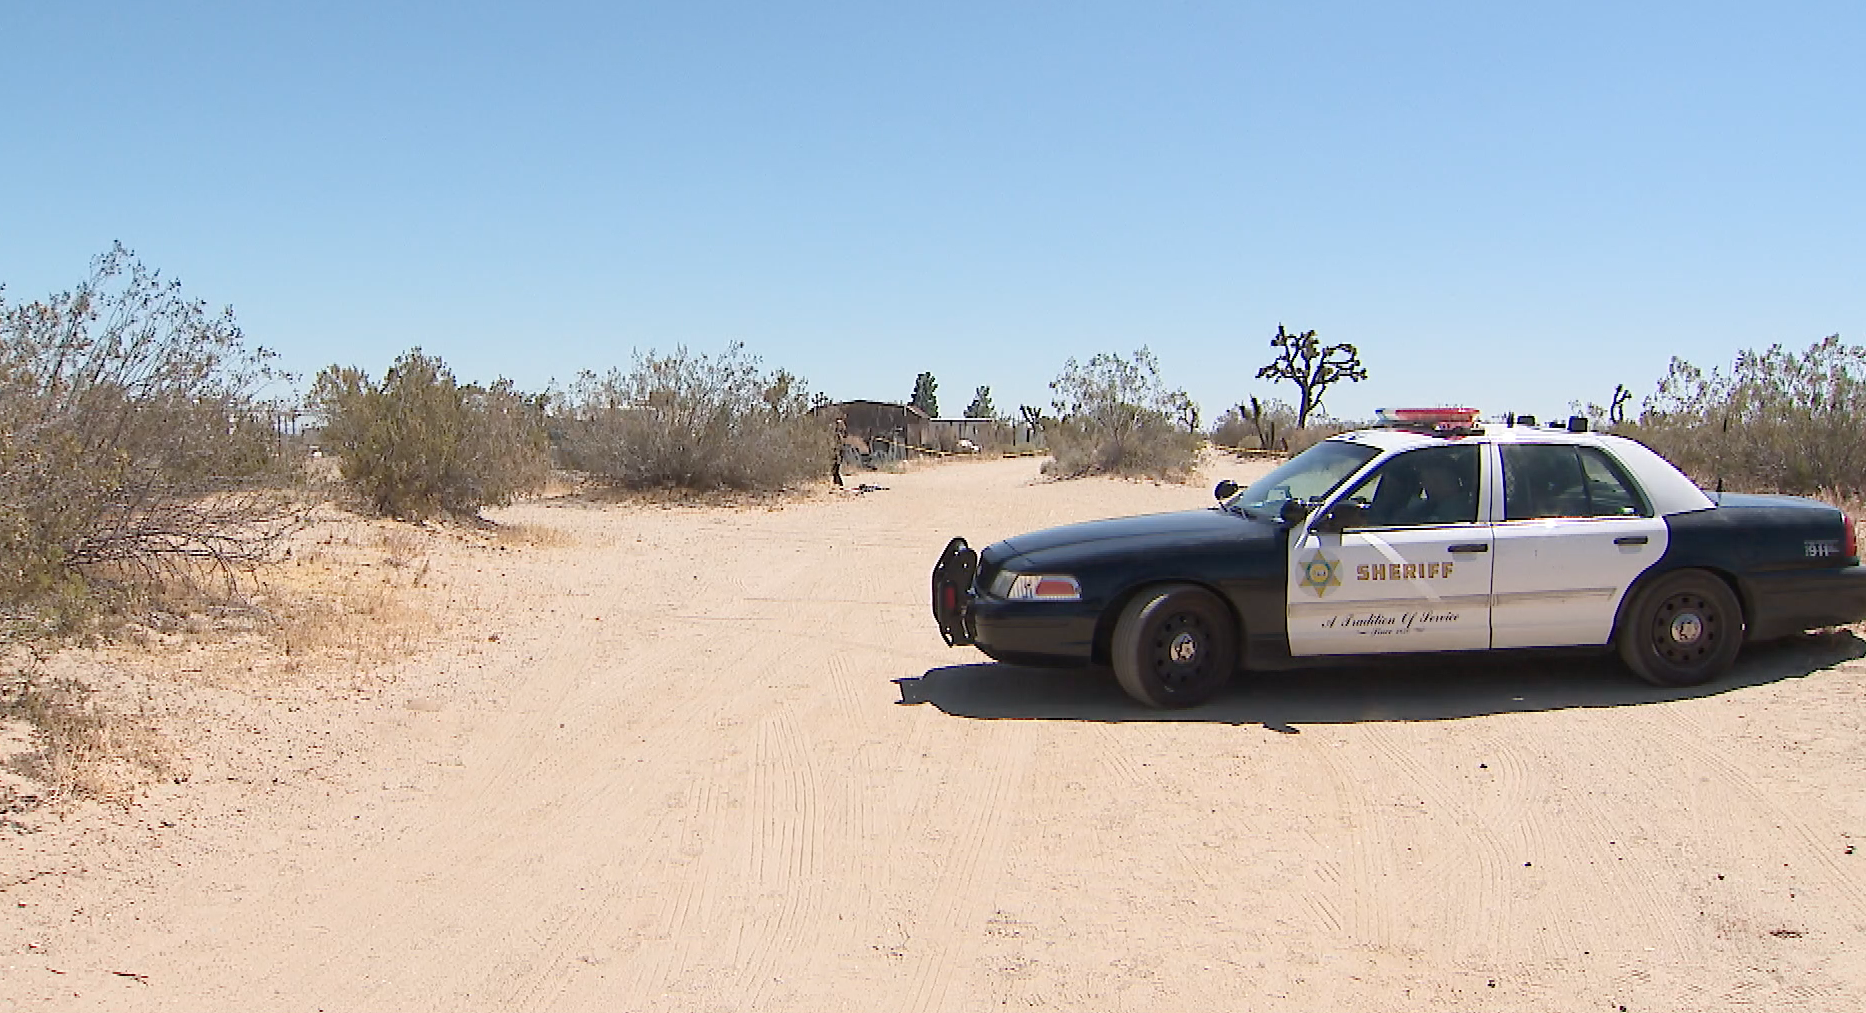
[1742,563,1866,640]
[968,598,1099,665]
[932,535,1100,664]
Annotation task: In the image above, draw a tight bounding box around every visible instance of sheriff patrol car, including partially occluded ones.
[931,408,1866,708]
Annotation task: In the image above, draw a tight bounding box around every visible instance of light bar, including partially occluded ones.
[1388,407,1481,426]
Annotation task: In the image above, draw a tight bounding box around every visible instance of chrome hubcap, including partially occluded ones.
[1169,631,1199,664]
[1669,613,1704,645]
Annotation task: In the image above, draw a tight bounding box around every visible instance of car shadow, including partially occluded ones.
[895,629,1866,728]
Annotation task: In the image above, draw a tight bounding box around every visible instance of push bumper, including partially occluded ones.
[1743,564,1866,641]
[931,537,979,646]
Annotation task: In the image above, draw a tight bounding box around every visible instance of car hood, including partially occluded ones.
[991,508,1279,565]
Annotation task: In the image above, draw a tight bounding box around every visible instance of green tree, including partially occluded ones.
[964,385,995,419]
[1255,324,1367,427]
[911,371,939,417]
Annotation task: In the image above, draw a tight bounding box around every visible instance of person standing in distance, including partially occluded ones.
[831,415,848,487]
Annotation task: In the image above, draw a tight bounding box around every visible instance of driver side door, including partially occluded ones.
[1286,444,1496,656]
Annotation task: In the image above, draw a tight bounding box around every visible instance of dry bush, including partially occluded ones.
[1282,422,1350,454]
[1212,398,1346,455]
[313,349,550,520]
[1213,396,1298,450]
[1040,348,1202,480]
[1210,407,1254,449]
[0,244,304,617]
[1617,334,1866,496]
[311,354,541,517]
[555,343,832,491]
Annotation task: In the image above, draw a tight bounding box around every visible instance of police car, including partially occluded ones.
[930,408,1866,708]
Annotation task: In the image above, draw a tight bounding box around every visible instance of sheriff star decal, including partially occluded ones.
[1300,550,1342,598]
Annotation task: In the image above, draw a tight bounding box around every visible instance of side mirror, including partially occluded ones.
[1213,479,1239,501]
[1278,498,1312,524]
[1311,501,1364,534]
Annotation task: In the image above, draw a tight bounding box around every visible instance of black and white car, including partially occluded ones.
[931,409,1866,708]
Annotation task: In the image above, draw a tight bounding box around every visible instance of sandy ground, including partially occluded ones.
[5,453,1866,1011]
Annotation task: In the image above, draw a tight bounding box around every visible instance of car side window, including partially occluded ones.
[1503,444,1649,520]
[1338,445,1480,528]
[1576,447,1649,516]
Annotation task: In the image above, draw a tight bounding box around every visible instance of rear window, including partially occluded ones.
[1502,444,1650,520]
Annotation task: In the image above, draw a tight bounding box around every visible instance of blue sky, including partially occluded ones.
[3,2,1861,424]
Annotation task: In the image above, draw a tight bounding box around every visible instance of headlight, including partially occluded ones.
[990,571,1082,601]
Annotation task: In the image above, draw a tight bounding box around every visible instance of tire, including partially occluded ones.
[1617,569,1744,687]
[1110,584,1238,708]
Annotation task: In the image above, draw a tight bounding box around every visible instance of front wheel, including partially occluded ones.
[1617,569,1743,687]
[1110,584,1238,708]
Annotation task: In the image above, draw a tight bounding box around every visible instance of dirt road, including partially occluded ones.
[7,455,1866,1010]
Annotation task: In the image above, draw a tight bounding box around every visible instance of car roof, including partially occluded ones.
[1325,425,1715,516]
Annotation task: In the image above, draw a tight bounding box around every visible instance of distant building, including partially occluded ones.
[813,400,931,460]
[925,417,992,445]
[814,400,1045,458]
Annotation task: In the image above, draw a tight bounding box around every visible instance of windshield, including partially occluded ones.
[1226,439,1380,517]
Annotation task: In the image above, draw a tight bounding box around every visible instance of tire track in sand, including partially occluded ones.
[501,636,801,1009]
[733,705,829,1007]
[897,726,1033,1013]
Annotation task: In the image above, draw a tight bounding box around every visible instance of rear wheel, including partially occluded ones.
[1111,584,1237,708]
[1617,569,1743,687]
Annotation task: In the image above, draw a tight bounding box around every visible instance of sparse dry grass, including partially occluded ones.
[246,522,442,675]
[556,479,824,510]
[0,511,456,809]
[492,522,575,549]
[68,516,442,680]
[1,666,176,806]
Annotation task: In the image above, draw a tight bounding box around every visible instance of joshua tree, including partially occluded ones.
[1254,324,1367,427]
[1609,383,1632,425]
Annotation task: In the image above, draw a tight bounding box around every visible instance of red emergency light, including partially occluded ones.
[1387,407,1481,426]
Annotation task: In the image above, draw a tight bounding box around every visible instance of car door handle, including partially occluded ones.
[1447,543,1488,553]
[1614,535,1649,546]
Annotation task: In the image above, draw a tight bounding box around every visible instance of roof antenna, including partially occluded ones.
[1715,414,1729,498]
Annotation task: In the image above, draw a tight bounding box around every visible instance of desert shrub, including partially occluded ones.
[1210,407,1252,448]
[1212,396,1304,450]
[0,244,301,612]
[1041,348,1201,480]
[1617,334,1866,496]
[311,350,549,519]
[1281,422,1349,455]
[554,344,831,491]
